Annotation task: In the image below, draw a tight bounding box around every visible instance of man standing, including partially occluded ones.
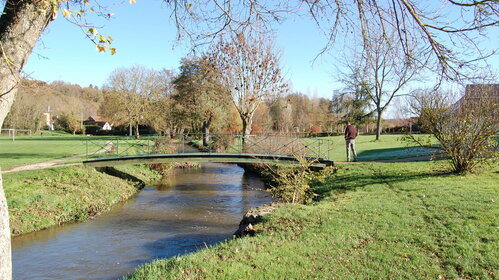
[344,121,358,162]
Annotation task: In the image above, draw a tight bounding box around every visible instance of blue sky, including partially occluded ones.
[23,1,498,103]
[24,1,338,98]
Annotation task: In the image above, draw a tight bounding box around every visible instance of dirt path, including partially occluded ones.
[2,141,114,174]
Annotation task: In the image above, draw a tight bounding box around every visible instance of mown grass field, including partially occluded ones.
[317,134,438,162]
[128,161,498,279]
[0,131,157,169]
[0,133,89,169]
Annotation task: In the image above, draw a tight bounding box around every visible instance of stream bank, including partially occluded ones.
[3,164,162,236]
[12,162,272,279]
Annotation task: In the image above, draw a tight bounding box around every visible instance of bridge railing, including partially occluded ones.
[84,133,335,161]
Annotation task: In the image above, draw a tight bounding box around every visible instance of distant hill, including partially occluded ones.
[4,79,104,131]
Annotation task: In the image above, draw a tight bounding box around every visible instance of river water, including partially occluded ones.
[12,163,271,279]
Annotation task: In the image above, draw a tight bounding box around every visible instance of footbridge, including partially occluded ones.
[83,133,334,168]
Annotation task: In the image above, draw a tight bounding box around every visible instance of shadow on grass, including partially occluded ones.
[356,146,436,161]
[96,166,146,187]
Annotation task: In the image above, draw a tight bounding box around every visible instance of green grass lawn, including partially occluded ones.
[315,134,438,162]
[0,132,156,169]
[0,132,89,169]
[128,161,498,279]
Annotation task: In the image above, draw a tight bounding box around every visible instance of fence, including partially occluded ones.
[84,133,334,161]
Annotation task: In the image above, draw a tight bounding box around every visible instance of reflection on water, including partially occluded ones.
[12,163,271,279]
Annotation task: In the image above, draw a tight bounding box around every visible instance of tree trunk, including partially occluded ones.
[0,2,57,279]
[129,124,132,136]
[0,1,55,129]
[0,171,11,280]
[202,120,210,147]
[135,124,140,139]
[241,114,253,151]
[375,109,382,140]
[169,125,175,138]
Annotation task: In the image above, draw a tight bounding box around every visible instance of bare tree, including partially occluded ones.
[101,66,163,138]
[212,33,287,141]
[166,1,498,82]
[1,1,498,130]
[342,30,423,140]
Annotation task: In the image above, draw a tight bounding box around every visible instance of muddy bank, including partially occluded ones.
[234,203,278,237]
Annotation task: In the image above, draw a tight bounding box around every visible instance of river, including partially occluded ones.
[12,163,272,279]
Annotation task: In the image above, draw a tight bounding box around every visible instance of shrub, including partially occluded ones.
[267,157,334,204]
[251,124,263,134]
[55,113,82,134]
[84,125,101,135]
[309,125,322,135]
[407,86,498,173]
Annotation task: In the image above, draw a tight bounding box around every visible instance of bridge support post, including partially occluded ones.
[147,136,150,154]
[182,134,185,153]
[318,139,321,158]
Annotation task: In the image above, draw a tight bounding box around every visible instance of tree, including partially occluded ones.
[212,33,287,142]
[269,97,293,133]
[4,82,45,131]
[288,93,313,133]
[147,69,177,136]
[408,85,498,173]
[101,66,163,138]
[55,113,81,135]
[168,1,498,82]
[342,29,423,140]
[172,56,231,145]
[310,97,335,133]
[1,1,496,130]
[0,0,497,277]
[331,84,373,128]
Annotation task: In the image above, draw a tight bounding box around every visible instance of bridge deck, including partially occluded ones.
[82,153,334,168]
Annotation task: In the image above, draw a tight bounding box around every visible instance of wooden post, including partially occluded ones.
[0,169,12,280]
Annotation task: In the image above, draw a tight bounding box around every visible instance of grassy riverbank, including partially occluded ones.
[3,164,161,236]
[128,161,498,279]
